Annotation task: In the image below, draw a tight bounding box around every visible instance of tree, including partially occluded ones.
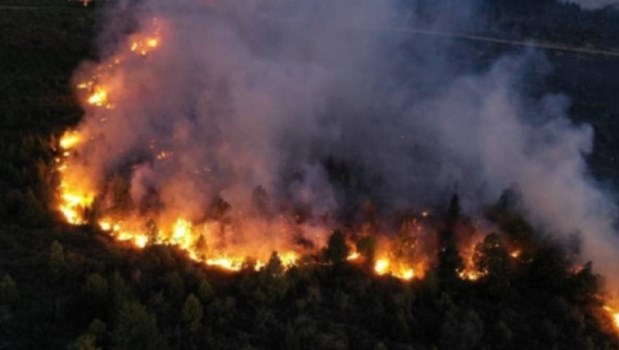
[68,334,100,350]
[0,273,17,305]
[165,272,185,301]
[211,197,231,248]
[109,271,131,309]
[112,301,166,350]
[284,323,301,350]
[84,273,109,303]
[393,220,416,264]
[326,230,349,267]
[197,278,214,303]
[474,234,509,277]
[144,219,158,244]
[446,193,461,227]
[570,262,602,304]
[108,175,133,214]
[83,273,109,318]
[259,252,289,302]
[473,233,510,295]
[356,234,377,264]
[182,294,203,333]
[264,252,284,277]
[438,240,464,289]
[49,240,65,279]
[439,309,484,350]
[68,319,106,350]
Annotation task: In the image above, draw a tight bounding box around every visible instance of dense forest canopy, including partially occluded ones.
[1,0,619,349]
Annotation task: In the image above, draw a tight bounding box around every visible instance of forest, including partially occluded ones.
[1,0,619,349]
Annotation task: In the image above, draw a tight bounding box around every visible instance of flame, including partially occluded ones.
[172,218,193,249]
[374,258,390,275]
[347,251,361,261]
[59,132,81,150]
[280,251,299,267]
[205,257,244,271]
[99,221,112,231]
[457,236,487,281]
[604,306,619,330]
[374,258,417,281]
[459,269,484,281]
[58,184,95,225]
[130,37,160,56]
[128,20,160,56]
[87,86,109,107]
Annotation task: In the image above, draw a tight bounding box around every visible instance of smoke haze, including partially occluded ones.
[70,0,619,287]
[560,0,618,9]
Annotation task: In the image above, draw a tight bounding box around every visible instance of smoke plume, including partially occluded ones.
[69,0,619,287]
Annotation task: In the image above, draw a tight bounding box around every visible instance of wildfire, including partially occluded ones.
[57,132,95,224]
[458,269,484,281]
[52,16,515,285]
[129,19,161,56]
[374,258,390,275]
[604,306,619,330]
[87,86,109,107]
[373,258,417,281]
[55,120,503,283]
[130,37,160,56]
[172,218,193,250]
[59,132,81,150]
[347,251,361,261]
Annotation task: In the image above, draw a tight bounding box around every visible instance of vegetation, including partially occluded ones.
[1,1,619,349]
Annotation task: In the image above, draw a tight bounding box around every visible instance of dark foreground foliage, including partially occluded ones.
[2,205,619,349]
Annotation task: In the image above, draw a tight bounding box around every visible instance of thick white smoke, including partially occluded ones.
[73,0,619,287]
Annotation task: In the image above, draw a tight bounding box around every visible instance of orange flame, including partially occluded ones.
[604,306,619,330]
[374,258,417,281]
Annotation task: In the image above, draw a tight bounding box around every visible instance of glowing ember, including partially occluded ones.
[347,251,361,261]
[130,37,160,56]
[459,270,484,281]
[87,86,109,107]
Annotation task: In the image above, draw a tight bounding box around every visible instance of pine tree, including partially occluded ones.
[182,294,204,333]
[326,230,349,267]
[112,301,166,350]
[49,240,66,279]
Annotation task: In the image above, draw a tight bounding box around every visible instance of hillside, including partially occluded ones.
[1,1,619,349]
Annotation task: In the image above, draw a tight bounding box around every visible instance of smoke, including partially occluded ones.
[71,0,619,286]
[559,0,618,9]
